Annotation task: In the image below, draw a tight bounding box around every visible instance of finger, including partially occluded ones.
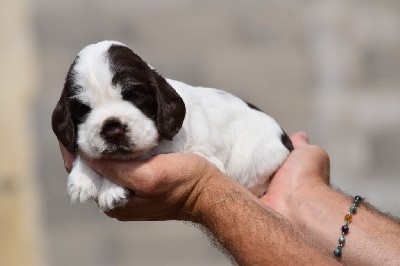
[104,196,173,221]
[290,132,309,148]
[83,155,163,190]
[104,195,147,219]
[59,141,76,173]
[84,159,138,188]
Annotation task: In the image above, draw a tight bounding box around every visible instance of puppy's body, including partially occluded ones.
[52,41,293,210]
[156,79,291,192]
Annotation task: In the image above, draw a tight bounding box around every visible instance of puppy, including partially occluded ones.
[52,40,293,211]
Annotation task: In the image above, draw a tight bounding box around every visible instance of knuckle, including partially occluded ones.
[308,145,331,180]
[309,145,330,163]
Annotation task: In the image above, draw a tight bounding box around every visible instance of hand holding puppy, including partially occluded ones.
[58,134,340,265]
[53,40,292,210]
[59,133,400,265]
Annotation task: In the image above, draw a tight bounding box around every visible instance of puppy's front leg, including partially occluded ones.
[98,179,130,211]
[68,156,103,203]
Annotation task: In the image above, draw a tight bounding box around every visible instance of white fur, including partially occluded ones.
[73,42,122,97]
[77,101,159,159]
[67,41,290,210]
[68,156,129,210]
[155,80,289,192]
[68,156,103,203]
[73,41,125,106]
[98,178,129,210]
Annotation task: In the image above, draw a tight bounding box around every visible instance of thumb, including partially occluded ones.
[82,154,154,189]
[290,132,309,149]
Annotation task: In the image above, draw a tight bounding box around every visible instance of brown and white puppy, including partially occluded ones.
[52,40,293,210]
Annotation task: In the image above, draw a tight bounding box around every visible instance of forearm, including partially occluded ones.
[290,184,400,265]
[190,172,338,265]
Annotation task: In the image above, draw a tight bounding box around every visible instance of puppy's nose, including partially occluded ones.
[101,119,127,144]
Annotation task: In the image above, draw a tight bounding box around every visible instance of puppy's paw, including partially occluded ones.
[98,179,129,211]
[67,157,102,203]
[68,176,101,203]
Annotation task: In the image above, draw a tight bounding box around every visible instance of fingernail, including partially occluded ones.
[298,132,309,142]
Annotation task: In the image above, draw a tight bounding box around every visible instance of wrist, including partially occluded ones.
[179,165,225,222]
[287,182,352,254]
[188,170,250,225]
[184,171,339,265]
[287,181,335,228]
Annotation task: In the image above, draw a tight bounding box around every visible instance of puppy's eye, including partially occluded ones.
[70,100,91,122]
[121,86,156,119]
[122,85,146,101]
[122,89,139,101]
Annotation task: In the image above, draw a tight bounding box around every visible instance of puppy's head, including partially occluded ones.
[52,40,185,159]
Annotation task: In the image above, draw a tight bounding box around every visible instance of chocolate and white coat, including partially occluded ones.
[52,40,293,210]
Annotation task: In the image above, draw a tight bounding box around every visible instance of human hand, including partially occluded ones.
[262,133,400,265]
[261,132,331,221]
[58,141,221,221]
[58,132,330,223]
[59,141,76,173]
[82,153,220,221]
[59,142,220,221]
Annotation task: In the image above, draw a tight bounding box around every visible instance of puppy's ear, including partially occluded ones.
[153,74,186,140]
[52,87,77,154]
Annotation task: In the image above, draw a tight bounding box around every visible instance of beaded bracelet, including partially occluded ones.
[333,195,363,258]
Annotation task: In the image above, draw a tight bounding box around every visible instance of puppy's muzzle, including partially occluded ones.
[101,118,127,145]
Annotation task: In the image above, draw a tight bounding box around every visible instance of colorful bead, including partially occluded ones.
[354,195,362,205]
[334,246,342,257]
[349,205,357,214]
[342,224,349,234]
[344,214,353,223]
[334,195,363,258]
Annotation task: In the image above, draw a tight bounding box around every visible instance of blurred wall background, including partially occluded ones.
[0,0,43,265]
[1,0,399,265]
